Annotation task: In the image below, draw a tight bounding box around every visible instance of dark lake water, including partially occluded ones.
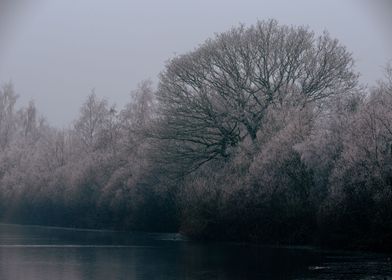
[0,223,391,280]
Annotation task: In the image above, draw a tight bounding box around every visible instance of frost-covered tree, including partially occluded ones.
[0,83,18,150]
[157,19,358,170]
[74,92,110,153]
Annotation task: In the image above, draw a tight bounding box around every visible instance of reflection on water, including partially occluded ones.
[0,224,390,280]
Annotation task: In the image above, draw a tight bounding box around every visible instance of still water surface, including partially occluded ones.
[0,223,391,280]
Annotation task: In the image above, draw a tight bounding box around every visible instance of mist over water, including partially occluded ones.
[0,2,392,279]
[0,224,390,280]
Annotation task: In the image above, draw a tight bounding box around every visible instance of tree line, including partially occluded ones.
[0,19,391,251]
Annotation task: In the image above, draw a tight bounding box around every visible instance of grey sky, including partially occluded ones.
[0,0,391,126]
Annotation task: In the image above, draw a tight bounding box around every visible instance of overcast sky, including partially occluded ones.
[0,0,391,126]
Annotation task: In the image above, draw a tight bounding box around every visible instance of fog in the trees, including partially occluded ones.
[0,18,391,252]
[1,3,392,280]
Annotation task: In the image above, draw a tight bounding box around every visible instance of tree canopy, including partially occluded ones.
[156,20,358,170]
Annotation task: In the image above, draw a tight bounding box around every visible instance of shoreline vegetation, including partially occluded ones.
[0,20,391,253]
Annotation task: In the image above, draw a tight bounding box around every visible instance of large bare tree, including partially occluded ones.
[156,19,358,170]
